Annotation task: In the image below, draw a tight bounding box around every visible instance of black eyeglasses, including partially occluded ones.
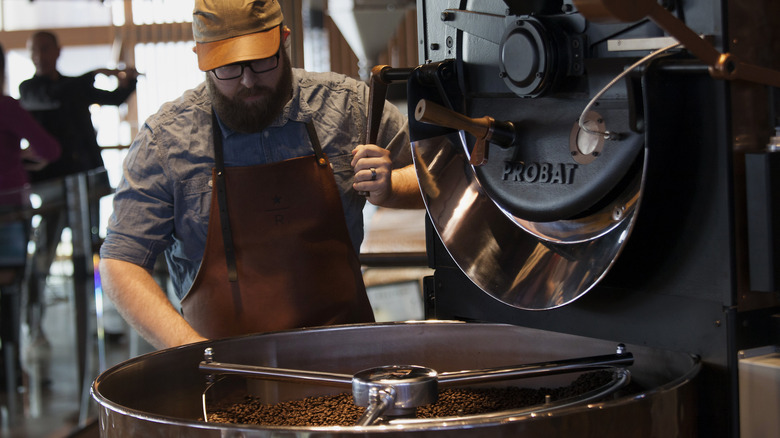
[211,51,280,80]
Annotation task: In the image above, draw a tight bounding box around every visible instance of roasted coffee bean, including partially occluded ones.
[207,371,615,426]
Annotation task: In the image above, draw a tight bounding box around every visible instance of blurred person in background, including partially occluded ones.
[19,30,138,345]
[0,42,60,391]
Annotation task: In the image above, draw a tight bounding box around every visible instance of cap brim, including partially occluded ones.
[196,25,281,71]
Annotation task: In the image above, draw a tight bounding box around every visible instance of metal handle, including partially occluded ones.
[414,99,518,166]
[358,65,415,196]
[365,65,415,144]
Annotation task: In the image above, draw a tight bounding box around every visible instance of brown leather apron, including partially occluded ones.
[180,115,374,339]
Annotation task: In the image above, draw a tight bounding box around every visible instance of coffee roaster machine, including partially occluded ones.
[409,0,780,436]
[91,0,780,436]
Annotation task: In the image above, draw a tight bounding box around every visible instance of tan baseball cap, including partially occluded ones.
[192,0,283,71]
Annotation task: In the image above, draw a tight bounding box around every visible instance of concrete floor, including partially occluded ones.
[1,264,155,438]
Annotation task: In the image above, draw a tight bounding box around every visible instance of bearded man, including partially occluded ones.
[99,0,422,349]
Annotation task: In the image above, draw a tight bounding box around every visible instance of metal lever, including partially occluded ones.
[414,99,518,166]
[365,65,415,144]
[572,0,780,88]
[365,65,392,147]
[359,65,415,196]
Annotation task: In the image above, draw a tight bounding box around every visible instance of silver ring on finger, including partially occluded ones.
[369,167,377,181]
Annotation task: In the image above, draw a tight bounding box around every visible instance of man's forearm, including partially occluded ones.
[377,165,425,209]
[100,258,207,349]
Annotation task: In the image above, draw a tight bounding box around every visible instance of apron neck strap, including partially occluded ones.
[211,111,238,281]
[305,122,328,167]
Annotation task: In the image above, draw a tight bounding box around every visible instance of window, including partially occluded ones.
[1,0,117,31]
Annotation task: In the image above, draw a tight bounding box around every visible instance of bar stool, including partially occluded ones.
[23,170,109,426]
[0,188,32,426]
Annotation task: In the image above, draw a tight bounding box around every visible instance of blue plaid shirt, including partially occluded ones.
[100,69,410,299]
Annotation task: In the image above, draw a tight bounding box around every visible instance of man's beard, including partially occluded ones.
[207,52,293,133]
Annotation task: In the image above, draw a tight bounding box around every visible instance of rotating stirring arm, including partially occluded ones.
[199,345,633,426]
[437,349,634,387]
[200,348,353,387]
